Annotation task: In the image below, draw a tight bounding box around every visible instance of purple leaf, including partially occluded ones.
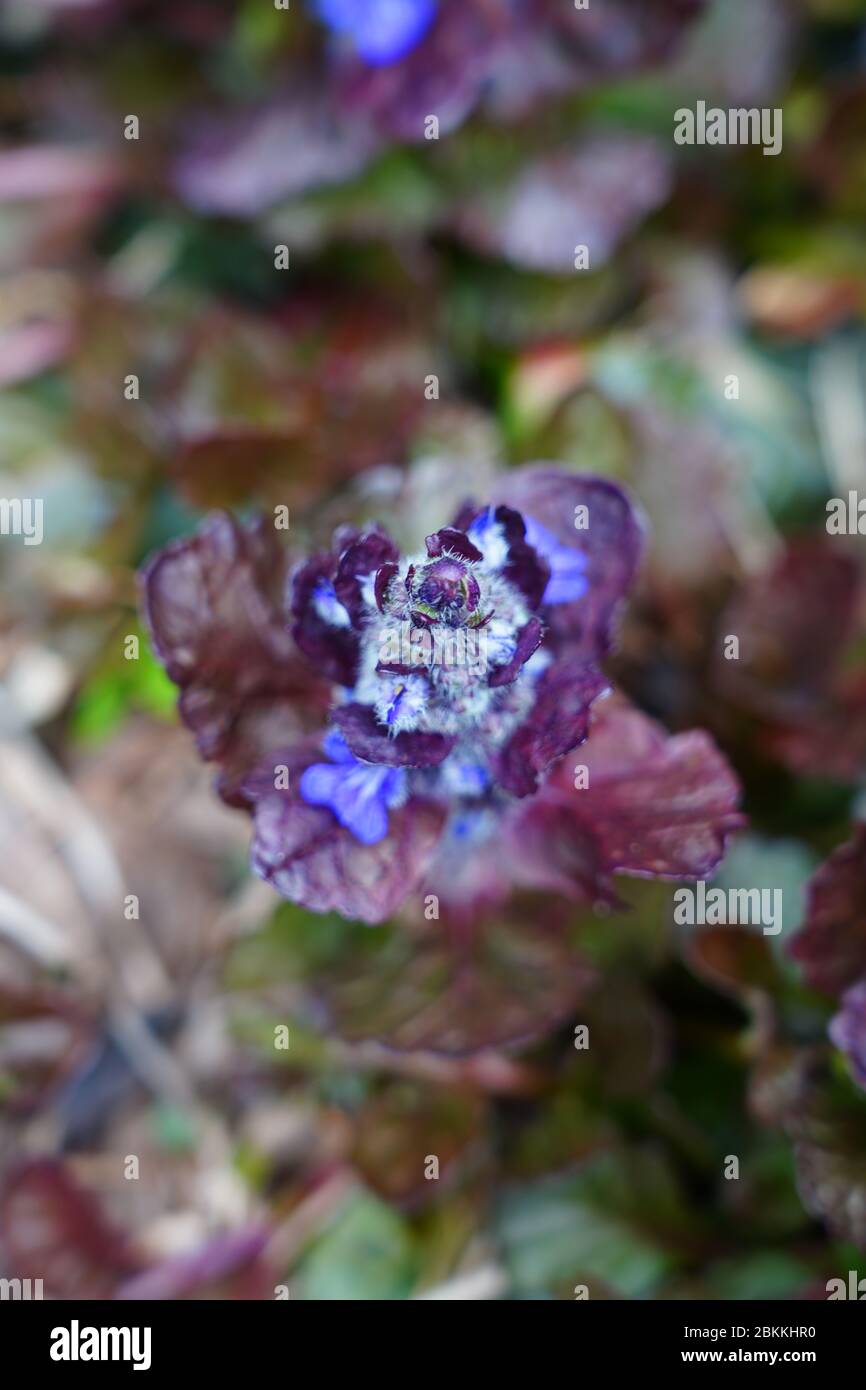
[316,907,594,1054]
[495,657,608,796]
[455,135,672,273]
[374,561,399,612]
[291,553,362,688]
[790,826,866,996]
[532,0,706,80]
[717,541,861,720]
[142,513,320,765]
[488,615,545,688]
[333,701,456,767]
[0,1160,142,1300]
[503,698,744,896]
[550,697,745,879]
[174,92,380,215]
[425,527,483,563]
[249,783,446,924]
[115,1226,272,1301]
[491,466,644,661]
[334,529,399,625]
[829,979,866,1091]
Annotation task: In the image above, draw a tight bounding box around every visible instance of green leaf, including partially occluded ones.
[299,1191,418,1301]
[497,1152,680,1298]
[71,625,178,743]
[707,1251,813,1300]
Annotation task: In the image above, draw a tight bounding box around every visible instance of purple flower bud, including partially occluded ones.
[413,557,480,623]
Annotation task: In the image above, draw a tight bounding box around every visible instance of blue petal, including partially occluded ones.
[299,761,345,806]
[312,578,352,628]
[381,766,407,808]
[332,768,392,844]
[314,0,437,65]
[522,514,589,605]
[322,728,355,763]
[466,506,509,570]
[544,563,589,605]
[300,748,407,846]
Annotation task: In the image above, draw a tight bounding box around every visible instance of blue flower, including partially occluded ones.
[521,514,589,605]
[466,507,511,570]
[142,471,676,927]
[314,0,437,66]
[312,577,352,628]
[300,730,407,845]
[468,504,588,606]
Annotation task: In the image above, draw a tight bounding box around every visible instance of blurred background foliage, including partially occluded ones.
[2,0,866,1299]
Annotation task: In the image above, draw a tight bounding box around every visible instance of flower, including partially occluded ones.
[142,465,743,924]
[299,729,408,845]
[314,0,439,66]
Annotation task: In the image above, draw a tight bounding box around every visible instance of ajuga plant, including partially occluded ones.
[142,465,743,926]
